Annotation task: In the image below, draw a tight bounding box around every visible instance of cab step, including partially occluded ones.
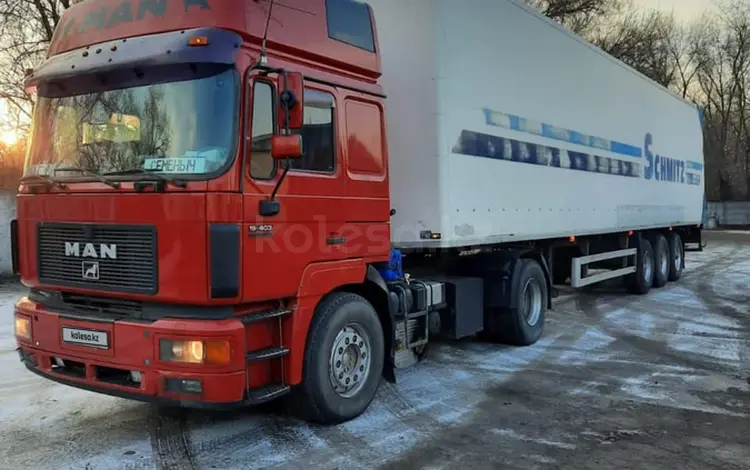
[246,347,289,362]
[246,384,291,404]
[240,308,291,325]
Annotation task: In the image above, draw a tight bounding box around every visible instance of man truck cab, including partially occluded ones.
[14,0,397,423]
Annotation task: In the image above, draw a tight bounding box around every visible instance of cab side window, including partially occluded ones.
[325,0,375,52]
[249,81,276,179]
[290,90,336,174]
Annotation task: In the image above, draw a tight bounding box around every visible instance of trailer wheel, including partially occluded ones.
[481,259,546,346]
[626,238,654,295]
[295,292,384,424]
[667,231,684,282]
[649,233,669,288]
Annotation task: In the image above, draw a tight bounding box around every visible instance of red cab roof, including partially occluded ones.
[49,0,381,82]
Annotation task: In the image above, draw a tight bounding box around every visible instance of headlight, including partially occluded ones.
[14,314,32,341]
[159,339,230,365]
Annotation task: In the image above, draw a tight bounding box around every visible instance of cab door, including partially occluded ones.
[242,76,347,302]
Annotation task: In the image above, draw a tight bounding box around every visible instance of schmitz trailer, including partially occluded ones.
[12,0,704,424]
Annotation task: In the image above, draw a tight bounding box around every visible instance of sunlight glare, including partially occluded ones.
[0,129,18,146]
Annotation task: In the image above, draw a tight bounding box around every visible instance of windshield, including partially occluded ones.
[24,69,238,179]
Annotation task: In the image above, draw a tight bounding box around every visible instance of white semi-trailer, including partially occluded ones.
[375,0,705,248]
[368,0,704,397]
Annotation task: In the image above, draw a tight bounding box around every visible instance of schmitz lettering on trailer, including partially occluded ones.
[643,133,686,184]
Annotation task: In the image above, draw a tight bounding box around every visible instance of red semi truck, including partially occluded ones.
[12,0,704,424]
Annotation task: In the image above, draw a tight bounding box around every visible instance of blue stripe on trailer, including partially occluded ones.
[452,129,702,186]
[483,107,644,158]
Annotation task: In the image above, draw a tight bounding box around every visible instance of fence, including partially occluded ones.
[706,201,750,229]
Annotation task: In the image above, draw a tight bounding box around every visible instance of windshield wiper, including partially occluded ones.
[20,174,66,189]
[54,167,121,189]
[103,168,187,188]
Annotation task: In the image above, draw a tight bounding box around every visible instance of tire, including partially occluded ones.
[625,237,654,295]
[294,292,384,424]
[649,233,669,288]
[667,231,684,282]
[480,259,547,346]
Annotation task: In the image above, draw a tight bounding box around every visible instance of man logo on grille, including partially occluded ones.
[82,261,100,281]
[65,242,117,259]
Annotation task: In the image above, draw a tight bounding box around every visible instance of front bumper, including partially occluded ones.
[18,350,248,409]
[14,297,250,408]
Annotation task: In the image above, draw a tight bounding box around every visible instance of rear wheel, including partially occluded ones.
[481,259,546,346]
[626,237,654,295]
[294,292,384,424]
[667,231,684,282]
[649,233,669,288]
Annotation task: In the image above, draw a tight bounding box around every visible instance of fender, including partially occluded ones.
[464,249,551,310]
[366,265,397,384]
[287,258,367,385]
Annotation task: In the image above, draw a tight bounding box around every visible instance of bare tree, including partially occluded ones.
[528,0,619,34]
[0,0,72,129]
[685,0,750,200]
[588,7,678,87]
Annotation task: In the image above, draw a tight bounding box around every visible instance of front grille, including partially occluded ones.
[37,223,158,295]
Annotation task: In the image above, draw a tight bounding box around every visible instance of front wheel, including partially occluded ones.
[294,292,384,424]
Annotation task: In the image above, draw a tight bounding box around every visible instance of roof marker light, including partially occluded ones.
[188,36,210,47]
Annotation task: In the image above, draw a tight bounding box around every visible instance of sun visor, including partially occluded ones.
[25,27,242,93]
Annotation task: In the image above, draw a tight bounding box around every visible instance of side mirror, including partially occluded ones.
[271,135,303,160]
[278,72,304,131]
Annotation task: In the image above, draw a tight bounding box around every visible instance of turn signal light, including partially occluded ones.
[159,339,231,365]
[14,314,31,341]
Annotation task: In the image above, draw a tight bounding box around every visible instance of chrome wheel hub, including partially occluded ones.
[329,323,371,398]
[643,249,653,282]
[523,279,543,327]
[660,250,669,275]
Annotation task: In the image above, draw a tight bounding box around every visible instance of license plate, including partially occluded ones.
[62,327,109,349]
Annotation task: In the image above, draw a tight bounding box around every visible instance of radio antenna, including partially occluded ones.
[259,0,276,66]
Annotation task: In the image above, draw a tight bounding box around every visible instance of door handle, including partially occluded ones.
[327,235,346,245]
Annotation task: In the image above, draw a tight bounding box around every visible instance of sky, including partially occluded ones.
[632,0,717,22]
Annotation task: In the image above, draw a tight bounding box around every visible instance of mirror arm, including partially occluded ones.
[271,158,290,200]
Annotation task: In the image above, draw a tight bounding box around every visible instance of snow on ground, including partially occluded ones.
[0,231,748,469]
